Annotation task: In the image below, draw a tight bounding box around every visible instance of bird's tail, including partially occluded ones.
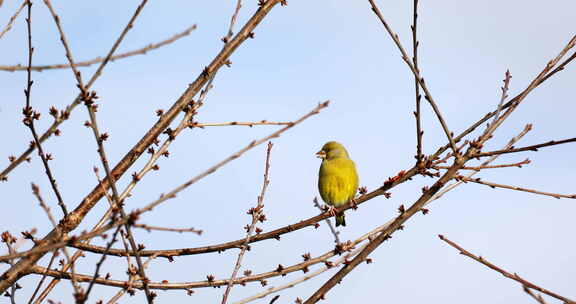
[335,213,346,227]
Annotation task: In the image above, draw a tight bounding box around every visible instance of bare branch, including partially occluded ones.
[0,0,26,40]
[191,121,292,128]
[0,25,197,72]
[455,175,576,199]
[222,141,273,304]
[434,158,530,171]
[474,137,576,158]
[133,224,203,235]
[439,235,574,303]
[368,0,459,156]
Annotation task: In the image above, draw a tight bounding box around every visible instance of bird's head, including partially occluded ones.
[316,141,350,160]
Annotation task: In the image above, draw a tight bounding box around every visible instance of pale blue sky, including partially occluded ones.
[1,1,575,303]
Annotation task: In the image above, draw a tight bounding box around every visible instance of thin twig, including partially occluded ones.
[26,250,58,304]
[368,0,459,156]
[0,25,197,72]
[434,158,530,171]
[0,101,328,264]
[439,235,574,303]
[106,253,160,304]
[312,197,340,244]
[411,0,424,165]
[302,35,576,299]
[426,48,576,170]
[303,156,466,303]
[233,243,369,304]
[222,141,273,304]
[0,4,286,282]
[429,124,532,203]
[81,225,123,303]
[31,183,57,227]
[3,237,18,304]
[0,0,154,182]
[455,175,576,199]
[86,102,155,303]
[491,70,512,123]
[43,1,155,299]
[19,1,155,301]
[30,183,82,299]
[133,223,203,235]
[474,137,576,158]
[28,216,393,291]
[21,1,80,297]
[524,286,549,304]
[21,0,68,216]
[190,121,292,128]
[0,0,26,40]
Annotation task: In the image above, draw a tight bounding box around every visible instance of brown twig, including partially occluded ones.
[106,253,160,304]
[492,70,512,124]
[21,0,69,216]
[303,35,576,301]
[26,250,58,304]
[368,0,459,156]
[30,183,82,299]
[2,0,292,294]
[221,141,273,304]
[411,0,424,165]
[43,1,155,299]
[0,0,153,182]
[28,217,388,291]
[0,25,197,72]
[0,0,26,40]
[0,100,327,264]
[524,286,550,304]
[133,224,203,235]
[19,4,79,297]
[190,121,292,128]
[430,125,532,203]
[312,197,340,244]
[86,100,156,303]
[3,0,154,299]
[474,137,576,158]
[2,234,18,304]
[233,242,369,304]
[439,235,574,303]
[81,225,123,303]
[426,48,576,170]
[31,183,57,227]
[304,156,466,303]
[434,158,530,171]
[455,175,576,199]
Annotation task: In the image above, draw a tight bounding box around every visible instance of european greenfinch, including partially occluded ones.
[316,141,359,227]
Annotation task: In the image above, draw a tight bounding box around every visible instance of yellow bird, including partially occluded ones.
[316,141,359,227]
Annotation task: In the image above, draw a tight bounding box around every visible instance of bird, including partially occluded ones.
[316,141,359,227]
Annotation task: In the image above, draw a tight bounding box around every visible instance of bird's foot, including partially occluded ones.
[350,198,358,210]
[325,205,338,217]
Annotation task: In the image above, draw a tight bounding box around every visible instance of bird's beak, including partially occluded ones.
[315,150,326,159]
